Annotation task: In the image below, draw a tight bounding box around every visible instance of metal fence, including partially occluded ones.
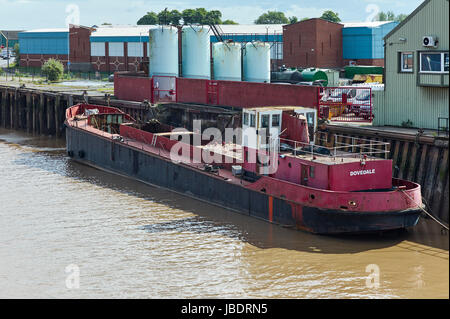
[0,66,113,83]
[278,133,389,160]
[151,76,177,103]
[318,86,373,123]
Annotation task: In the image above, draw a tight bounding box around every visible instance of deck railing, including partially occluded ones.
[275,133,390,160]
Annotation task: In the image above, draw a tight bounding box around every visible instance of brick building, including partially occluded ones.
[282,18,343,69]
[69,25,94,72]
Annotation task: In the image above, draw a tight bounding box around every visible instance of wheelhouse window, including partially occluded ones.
[250,114,256,128]
[243,112,249,126]
[272,114,280,127]
[261,114,270,128]
[420,52,449,73]
[400,52,413,72]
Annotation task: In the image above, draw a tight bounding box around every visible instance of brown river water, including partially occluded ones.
[0,128,448,299]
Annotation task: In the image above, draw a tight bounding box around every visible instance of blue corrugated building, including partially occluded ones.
[19,28,69,55]
[342,21,398,66]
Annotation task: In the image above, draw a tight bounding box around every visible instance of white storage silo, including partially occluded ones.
[149,26,179,77]
[182,26,211,79]
[243,41,271,83]
[212,42,242,82]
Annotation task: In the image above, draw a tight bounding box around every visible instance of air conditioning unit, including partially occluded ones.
[423,36,437,47]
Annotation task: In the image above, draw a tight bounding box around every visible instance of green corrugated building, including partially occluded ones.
[373,0,449,130]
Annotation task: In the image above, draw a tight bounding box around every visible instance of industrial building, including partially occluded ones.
[89,25,151,72]
[19,28,69,68]
[282,18,343,69]
[211,24,283,71]
[18,24,282,73]
[1,30,22,49]
[342,21,398,67]
[17,19,399,74]
[373,0,449,130]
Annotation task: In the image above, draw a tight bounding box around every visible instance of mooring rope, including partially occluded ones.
[400,190,449,231]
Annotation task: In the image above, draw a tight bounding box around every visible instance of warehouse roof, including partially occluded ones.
[89,24,284,38]
[343,21,396,28]
[217,24,284,34]
[91,25,155,38]
[0,30,23,39]
[20,28,68,33]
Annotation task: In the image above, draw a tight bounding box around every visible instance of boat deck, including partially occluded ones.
[282,150,385,165]
[68,118,253,187]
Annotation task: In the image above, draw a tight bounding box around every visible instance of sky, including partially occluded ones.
[0,0,425,30]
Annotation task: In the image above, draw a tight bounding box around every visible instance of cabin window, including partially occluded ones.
[243,113,249,126]
[420,52,449,73]
[310,166,315,178]
[400,52,413,72]
[272,114,280,127]
[250,114,256,127]
[261,114,270,128]
[306,112,315,125]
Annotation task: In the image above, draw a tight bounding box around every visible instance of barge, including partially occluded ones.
[65,103,423,234]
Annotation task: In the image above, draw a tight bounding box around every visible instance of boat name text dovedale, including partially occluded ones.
[350,169,376,176]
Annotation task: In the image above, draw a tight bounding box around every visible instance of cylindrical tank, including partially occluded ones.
[149,26,179,77]
[301,68,328,86]
[270,70,303,83]
[243,41,270,83]
[212,41,242,81]
[182,26,211,79]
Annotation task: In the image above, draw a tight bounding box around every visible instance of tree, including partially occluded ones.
[157,9,171,25]
[101,22,112,25]
[320,10,341,23]
[138,8,225,25]
[181,8,222,24]
[375,10,399,21]
[42,59,64,82]
[13,43,19,61]
[193,8,208,24]
[204,10,222,24]
[156,8,182,25]
[300,17,310,22]
[255,11,289,24]
[137,12,158,25]
[395,14,408,22]
[376,11,387,21]
[169,10,182,25]
[386,11,395,20]
[222,19,238,25]
[289,16,298,24]
[181,9,196,24]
